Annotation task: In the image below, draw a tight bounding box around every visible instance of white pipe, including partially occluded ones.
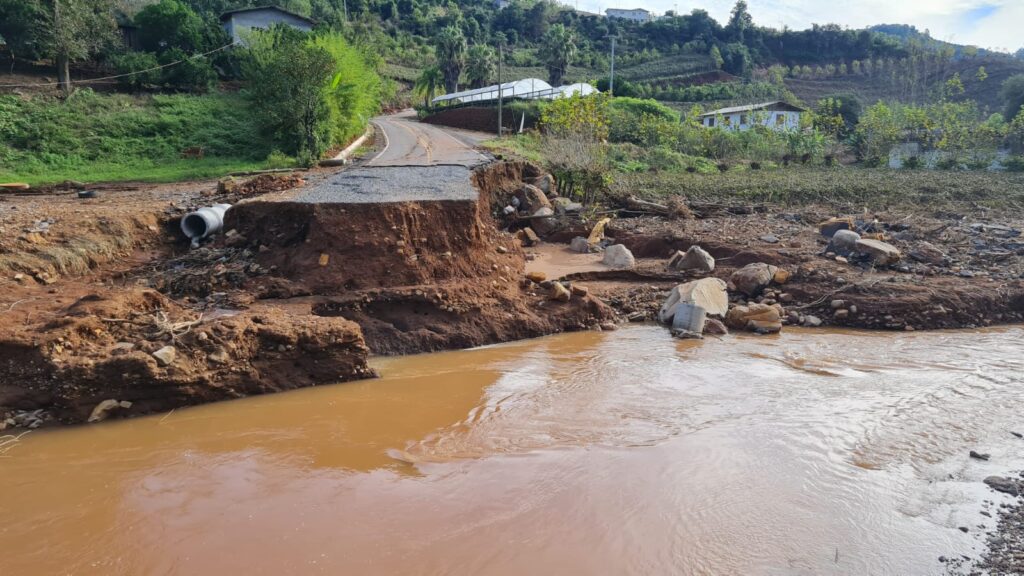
[181,204,231,243]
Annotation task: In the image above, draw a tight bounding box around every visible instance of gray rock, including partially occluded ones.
[152,346,177,367]
[984,476,1021,496]
[207,347,230,365]
[803,315,823,327]
[570,236,592,253]
[659,278,729,322]
[760,234,779,244]
[602,244,635,269]
[515,184,551,213]
[88,399,125,423]
[528,174,555,194]
[552,197,583,215]
[828,229,861,255]
[669,245,715,273]
[730,263,778,296]
[530,206,557,235]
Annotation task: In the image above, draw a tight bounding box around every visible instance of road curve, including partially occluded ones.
[369,110,489,167]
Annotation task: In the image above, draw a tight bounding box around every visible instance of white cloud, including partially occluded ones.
[566,0,1023,52]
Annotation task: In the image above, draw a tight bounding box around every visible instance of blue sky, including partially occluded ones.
[562,0,1023,52]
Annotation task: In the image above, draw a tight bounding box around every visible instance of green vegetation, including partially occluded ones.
[614,168,1024,210]
[0,90,275,185]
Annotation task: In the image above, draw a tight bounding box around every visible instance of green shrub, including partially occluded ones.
[158,49,216,92]
[111,52,161,91]
[1002,156,1024,172]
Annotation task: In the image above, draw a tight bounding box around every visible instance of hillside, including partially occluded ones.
[783,55,1024,111]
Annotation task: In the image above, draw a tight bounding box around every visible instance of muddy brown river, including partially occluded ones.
[2,326,1023,575]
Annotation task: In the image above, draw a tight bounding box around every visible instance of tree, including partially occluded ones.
[414,65,444,107]
[709,45,723,70]
[538,23,576,86]
[0,0,45,63]
[464,44,495,89]
[726,0,753,43]
[1000,74,1024,121]
[135,0,205,53]
[435,26,466,93]
[41,0,118,94]
[944,73,965,100]
[976,66,988,83]
[243,26,334,162]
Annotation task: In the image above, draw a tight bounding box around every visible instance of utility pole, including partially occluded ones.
[343,0,349,22]
[608,35,618,96]
[497,41,504,137]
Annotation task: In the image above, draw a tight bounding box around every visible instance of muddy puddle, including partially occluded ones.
[2,326,1023,575]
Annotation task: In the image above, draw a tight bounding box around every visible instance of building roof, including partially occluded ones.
[219,5,317,25]
[606,7,651,12]
[432,78,554,105]
[700,101,806,117]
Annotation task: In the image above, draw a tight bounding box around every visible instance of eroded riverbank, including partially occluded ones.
[1,325,1022,574]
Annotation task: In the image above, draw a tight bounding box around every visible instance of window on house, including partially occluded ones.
[740,114,748,125]
[707,118,715,127]
[776,114,786,126]
[723,116,732,126]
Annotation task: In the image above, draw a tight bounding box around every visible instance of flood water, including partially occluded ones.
[2,326,1023,575]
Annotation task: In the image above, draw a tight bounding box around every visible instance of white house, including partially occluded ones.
[220,6,315,45]
[700,101,806,131]
[605,8,655,22]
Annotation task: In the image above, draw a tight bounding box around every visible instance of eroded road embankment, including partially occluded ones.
[0,117,612,427]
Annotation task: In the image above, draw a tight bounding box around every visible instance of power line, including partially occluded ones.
[0,42,235,89]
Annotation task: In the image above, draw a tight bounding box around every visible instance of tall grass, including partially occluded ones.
[0,90,277,185]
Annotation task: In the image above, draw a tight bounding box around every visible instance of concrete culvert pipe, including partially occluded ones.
[181,204,231,242]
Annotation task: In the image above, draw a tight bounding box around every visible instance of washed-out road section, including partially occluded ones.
[295,110,490,203]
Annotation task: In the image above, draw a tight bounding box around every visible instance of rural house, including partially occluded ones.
[605,8,655,22]
[220,6,316,45]
[700,101,806,131]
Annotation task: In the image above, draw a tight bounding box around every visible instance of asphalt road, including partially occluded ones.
[292,112,489,204]
[368,110,489,167]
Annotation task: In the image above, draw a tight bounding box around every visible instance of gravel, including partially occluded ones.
[293,166,479,204]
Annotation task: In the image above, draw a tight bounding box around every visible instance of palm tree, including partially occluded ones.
[414,65,445,108]
[435,26,467,94]
[465,44,496,89]
[538,24,576,86]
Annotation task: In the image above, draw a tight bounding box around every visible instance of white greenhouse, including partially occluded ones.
[430,79,599,106]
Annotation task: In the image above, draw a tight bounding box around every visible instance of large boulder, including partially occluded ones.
[602,244,635,269]
[855,238,901,265]
[730,263,778,296]
[827,229,861,256]
[515,184,551,213]
[669,245,715,273]
[658,278,729,323]
[725,303,783,333]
